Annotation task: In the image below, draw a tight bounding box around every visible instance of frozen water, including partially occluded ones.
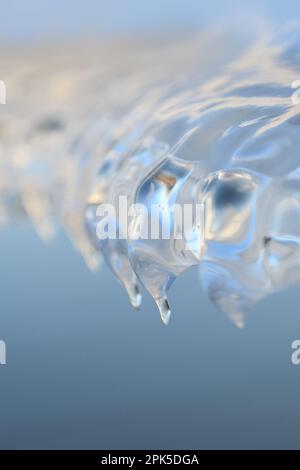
[1,27,300,325]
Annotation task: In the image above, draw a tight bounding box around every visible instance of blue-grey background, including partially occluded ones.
[1,0,300,450]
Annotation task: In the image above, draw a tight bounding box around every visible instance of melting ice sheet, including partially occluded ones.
[1,27,300,325]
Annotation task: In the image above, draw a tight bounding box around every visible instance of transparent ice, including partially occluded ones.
[1,27,300,325]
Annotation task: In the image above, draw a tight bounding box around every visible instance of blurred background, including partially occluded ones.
[1,0,300,450]
[0,0,300,42]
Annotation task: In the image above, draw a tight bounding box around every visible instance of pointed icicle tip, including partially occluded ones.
[228,310,245,329]
[126,282,142,310]
[156,297,171,325]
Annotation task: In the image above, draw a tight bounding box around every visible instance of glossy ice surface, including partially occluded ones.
[1,27,300,325]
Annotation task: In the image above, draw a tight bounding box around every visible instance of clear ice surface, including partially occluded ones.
[1,27,300,325]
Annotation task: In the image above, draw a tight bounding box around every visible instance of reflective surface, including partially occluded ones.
[1,29,300,326]
[1,0,300,451]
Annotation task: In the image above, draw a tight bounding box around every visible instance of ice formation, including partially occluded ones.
[1,27,300,325]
